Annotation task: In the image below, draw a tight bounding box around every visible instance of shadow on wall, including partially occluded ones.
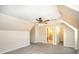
[0,13,34,31]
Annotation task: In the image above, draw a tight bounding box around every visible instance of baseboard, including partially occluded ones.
[1,43,30,54]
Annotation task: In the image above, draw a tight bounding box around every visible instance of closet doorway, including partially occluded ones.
[47,26,64,46]
[57,26,64,45]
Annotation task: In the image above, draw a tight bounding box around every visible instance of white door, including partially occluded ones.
[64,29,75,48]
[35,24,47,43]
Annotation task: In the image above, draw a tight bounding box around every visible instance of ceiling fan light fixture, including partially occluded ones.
[38,23,44,26]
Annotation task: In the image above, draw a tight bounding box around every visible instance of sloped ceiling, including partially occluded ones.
[58,5,79,29]
[0,5,61,22]
[65,5,79,12]
[0,13,34,31]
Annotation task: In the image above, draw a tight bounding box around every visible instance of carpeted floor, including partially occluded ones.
[4,43,77,54]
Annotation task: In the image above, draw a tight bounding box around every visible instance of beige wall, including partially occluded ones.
[58,6,79,29]
[30,25,36,43]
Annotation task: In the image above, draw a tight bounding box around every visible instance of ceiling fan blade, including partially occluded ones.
[43,20,50,23]
[45,23,48,24]
[36,19,39,21]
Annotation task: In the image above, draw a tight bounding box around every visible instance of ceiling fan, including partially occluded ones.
[36,18,50,24]
[35,17,57,24]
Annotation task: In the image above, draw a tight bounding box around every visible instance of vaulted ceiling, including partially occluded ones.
[58,5,79,29]
[0,5,61,22]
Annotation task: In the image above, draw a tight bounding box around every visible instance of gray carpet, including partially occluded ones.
[4,43,77,54]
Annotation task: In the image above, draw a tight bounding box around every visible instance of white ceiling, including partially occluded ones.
[0,5,61,22]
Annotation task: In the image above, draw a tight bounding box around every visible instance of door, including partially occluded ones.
[35,24,47,43]
[64,28,75,48]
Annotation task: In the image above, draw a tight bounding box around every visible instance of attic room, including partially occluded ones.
[0,5,79,54]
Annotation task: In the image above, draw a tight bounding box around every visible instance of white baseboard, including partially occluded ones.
[1,43,30,54]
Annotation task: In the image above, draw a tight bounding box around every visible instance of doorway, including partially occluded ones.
[47,26,65,46]
[47,27,53,44]
[57,26,64,45]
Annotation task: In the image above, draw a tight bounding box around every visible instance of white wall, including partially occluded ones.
[0,5,61,22]
[0,13,32,53]
[0,31,30,53]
